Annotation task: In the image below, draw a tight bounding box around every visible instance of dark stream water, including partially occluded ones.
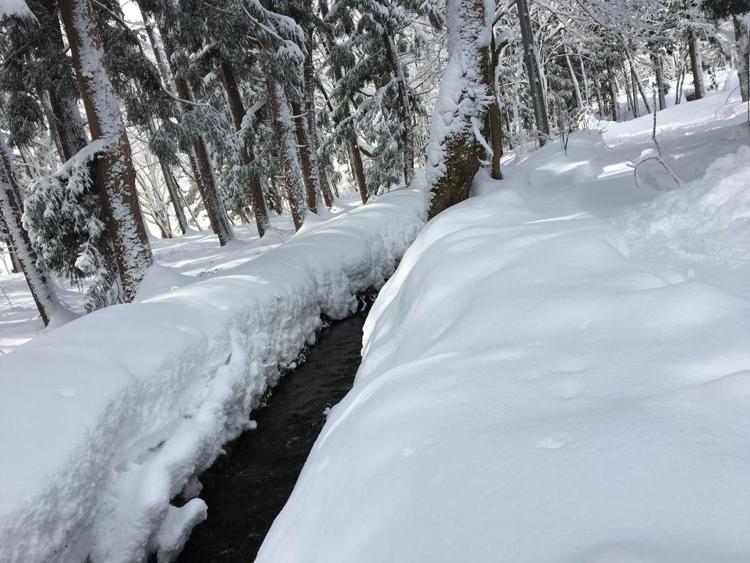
[176,310,367,563]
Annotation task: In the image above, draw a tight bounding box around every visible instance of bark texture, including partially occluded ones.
[59,0,153,302]
[517,0,549,146]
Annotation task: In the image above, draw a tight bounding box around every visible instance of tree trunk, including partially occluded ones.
[733,14,750,102]
[564,46,583,112]
[59,0,152,302]
[653,53,667,110]
[426,0,490,218]
[157,147,190,234]
[622,63,636,116]
[517,0,549,146]
[218,59,270,236]
[0,136,59,325]
[156,20,233,245]
[688,28,705,99]
[487,31,502,180]
[291,100,320,213]
[302,10,334,208]
[268,80,306,230]
[628,54,652,113]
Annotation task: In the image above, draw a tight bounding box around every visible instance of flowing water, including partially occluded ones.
[176,310,367,562]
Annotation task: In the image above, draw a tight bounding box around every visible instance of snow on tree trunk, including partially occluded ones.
[268,80,306,230]
[426,0,492,219]
[688,28,705,99]
[516,0,549,146]
[733,14,750,103]
[0,136,59,325]
[219,59,270,237]
[58,0,152,302]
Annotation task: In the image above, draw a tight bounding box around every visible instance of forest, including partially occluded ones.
[1,0,750,560]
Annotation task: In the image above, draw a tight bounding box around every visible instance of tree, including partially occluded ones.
[58,0,153,302]
[0,134,59,325]
[516,0,550,146]
[426,0,492,218]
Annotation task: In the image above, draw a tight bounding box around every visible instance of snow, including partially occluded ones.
[0,0,32,19]
[0,187,426,563]
[257,75,750,562]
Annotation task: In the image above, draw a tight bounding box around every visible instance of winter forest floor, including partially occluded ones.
[2,76,750,563]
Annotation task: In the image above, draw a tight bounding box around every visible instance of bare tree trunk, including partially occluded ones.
[487,31,503,180]
[156,20,233,245]
[607,65,619,121]
[0,137,59,325]
[218,59,271,236]
[733,14,750,102]
[564,45,583,112]
[688,28,706,99]
[628,54,652,113]
[517,0,549,146]
[653,53,667,110]
[59,0,152,302]
[268,80,306,230]
[427,0,490,218]
[622,63,636,116]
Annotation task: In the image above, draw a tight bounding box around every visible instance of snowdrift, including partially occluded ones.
[0,188,426,563]
[258,168,750,562]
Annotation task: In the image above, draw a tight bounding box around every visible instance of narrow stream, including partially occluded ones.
[176,309,368,563]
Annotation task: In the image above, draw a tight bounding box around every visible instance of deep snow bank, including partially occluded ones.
[257,172,750,562]
[618,145,750,262]
[0,188,426,563]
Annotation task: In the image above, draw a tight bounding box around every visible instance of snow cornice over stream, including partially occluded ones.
[0,187,426,563]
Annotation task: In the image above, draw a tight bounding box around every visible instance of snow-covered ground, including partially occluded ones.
[257,78,750,561]
[0,188,426,563]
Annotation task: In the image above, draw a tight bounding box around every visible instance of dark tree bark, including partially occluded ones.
[517,0,549,146]
[291,100,320,213]
[687,28,706,99]
[59,0,152,302]
[218,59,270,236]
[486,31,503,180]
[607,66,619,121]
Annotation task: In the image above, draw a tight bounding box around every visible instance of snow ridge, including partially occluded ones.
[0,187,426,563]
